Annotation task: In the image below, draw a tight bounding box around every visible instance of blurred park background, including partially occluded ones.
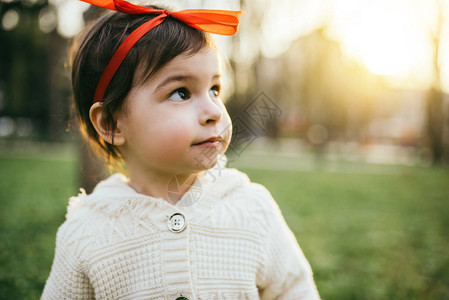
[1,0,449,299]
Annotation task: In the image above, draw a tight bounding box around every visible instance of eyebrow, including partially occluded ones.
[156,74,221,90]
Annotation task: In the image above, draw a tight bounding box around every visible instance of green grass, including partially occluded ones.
[241,166,449,300]
[1,151,449,299]
[0,155,78,299]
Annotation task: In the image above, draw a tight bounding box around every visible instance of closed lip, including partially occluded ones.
[192,136,223,146]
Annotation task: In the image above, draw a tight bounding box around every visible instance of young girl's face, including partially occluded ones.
[116,46,232,177]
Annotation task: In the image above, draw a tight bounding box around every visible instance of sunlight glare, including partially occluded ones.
[56,0,90,38]
[329,0,434,88]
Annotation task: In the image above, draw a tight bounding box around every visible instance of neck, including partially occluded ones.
[126,165,198,205]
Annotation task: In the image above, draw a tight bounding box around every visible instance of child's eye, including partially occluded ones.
[169,88,191,102]
[209,85,220,99]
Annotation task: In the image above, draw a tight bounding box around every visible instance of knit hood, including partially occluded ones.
[66,155,251,218]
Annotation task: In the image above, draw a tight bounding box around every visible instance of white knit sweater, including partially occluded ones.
[42,165,320,299]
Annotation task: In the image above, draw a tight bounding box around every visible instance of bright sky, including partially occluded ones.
[261,0,449,92]
[27,0,449,92]
[328,0,444,90]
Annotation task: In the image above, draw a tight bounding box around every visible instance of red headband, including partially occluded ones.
[81,0,243,103]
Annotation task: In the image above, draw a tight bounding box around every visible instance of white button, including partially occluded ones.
[167,213,186,233]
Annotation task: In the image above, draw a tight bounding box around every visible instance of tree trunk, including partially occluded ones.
[426,87,444,165]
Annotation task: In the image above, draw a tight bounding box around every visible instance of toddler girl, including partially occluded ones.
[42,0,320,299]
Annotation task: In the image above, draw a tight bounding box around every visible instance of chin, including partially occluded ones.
[192,156,219,171]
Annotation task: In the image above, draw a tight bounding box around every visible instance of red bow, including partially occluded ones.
[80,0,243,103]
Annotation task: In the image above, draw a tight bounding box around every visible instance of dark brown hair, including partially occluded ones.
[70,6,214,166]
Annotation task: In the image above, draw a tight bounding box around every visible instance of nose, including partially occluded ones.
[199,95,223,125]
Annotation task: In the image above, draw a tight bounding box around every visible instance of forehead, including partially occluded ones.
[150,47,221,81]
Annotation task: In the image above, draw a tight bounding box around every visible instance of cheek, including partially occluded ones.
[147,116,194,152]
[218,106,233,152]
[124,108,193,161]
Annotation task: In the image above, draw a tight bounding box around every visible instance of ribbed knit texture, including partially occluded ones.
[42,165,320,299]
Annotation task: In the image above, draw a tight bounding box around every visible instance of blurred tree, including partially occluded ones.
[427,1,447,164]
[1,0,101,190]
[424,0,446,165]
[278,26,385,147]
[0,0,70,140]
[226,0,282,138]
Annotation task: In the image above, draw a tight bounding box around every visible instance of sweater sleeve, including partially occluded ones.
[255,185,320,300]
[42,218,95,299]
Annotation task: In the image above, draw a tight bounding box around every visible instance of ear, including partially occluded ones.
[89,102,126,146]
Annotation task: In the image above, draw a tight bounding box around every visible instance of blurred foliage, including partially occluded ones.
[0,0,71,140]
[279,27,386,141]
[1,0,448,164]
[1,150,449,299]
[226,0,449,165]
